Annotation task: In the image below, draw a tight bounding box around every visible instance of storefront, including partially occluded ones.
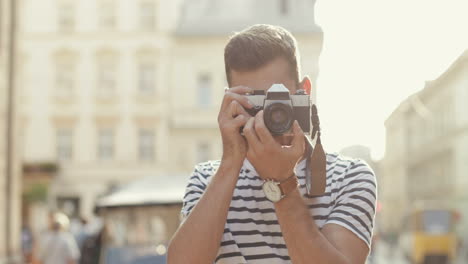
[95,174,187,264]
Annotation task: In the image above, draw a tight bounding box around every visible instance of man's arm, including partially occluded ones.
[167,86,253,264]
[274,189,369,264]
[274,161,376,264]
[167,160,242,264]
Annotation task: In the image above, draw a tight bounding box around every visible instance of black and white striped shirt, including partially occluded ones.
[181,153,377,263]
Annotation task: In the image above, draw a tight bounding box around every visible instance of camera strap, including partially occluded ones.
[305,104,326,196]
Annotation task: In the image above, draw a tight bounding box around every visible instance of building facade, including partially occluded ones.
[19,0,323,221]
[20,0,185,220]
[340,145,375,165]
[0,0,22,262]
[381,50,468,234]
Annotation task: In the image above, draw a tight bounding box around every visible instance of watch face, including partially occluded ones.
[262,181,282,202]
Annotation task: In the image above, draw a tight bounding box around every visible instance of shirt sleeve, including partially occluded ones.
[179,161,215,223]
[325,159,377,248]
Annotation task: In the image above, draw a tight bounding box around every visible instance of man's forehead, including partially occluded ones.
[229,58,296,91]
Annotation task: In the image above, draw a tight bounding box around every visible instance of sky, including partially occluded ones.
[313,0,468,160]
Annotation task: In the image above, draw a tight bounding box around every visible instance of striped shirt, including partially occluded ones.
[181,152,377,263]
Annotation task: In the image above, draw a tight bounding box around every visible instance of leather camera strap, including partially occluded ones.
[305,104,327,196]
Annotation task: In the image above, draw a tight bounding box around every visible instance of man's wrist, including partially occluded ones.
[272,169,295,182]
[219,156,244,177]
[274,187,302,208]
[221,155,244,167]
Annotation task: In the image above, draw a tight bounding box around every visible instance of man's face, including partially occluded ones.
[229,57,299,145]
[230,57,298,94]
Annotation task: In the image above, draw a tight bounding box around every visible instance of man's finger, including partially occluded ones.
[220,86,253,111]
[228,100,251,119]
[232,114,249,128]
[225,92,254,110]
[243,117,261,150]
[254,110,275,145]
[226,86,253,95]
[291,120,305,152]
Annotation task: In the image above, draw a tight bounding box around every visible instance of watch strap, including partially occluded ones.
[279,174,299,197]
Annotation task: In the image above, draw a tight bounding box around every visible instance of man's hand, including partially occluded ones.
[243,110,305,181]
[218,86,254,164]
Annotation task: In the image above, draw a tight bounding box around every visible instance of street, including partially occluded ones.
[369,241,467,264]
[369,241,409,264]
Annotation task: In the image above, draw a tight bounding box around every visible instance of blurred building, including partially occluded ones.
[19,0,185,221]
[18,0,322,222]
[0,0,22,262]
[381,49,468,234]
[340,145,375,166]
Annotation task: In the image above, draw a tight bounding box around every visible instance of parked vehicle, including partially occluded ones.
[399,206,459,264]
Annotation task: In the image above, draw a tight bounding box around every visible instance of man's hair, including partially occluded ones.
[224,24,301,86]
[52,212,70,231]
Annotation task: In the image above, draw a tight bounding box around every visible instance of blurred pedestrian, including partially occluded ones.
[21,225,34,263]
[37,212,80,264]
[79,224,106,264]
[73,216,91,250]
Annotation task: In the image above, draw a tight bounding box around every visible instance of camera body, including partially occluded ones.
[245,84,311,136]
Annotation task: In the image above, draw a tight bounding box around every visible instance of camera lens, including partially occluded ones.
[271,108,288,124]
[264,103,293,135]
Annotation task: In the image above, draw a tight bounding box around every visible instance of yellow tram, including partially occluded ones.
[399,207,459,264]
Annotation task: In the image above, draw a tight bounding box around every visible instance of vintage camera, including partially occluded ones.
[245,84,311,136]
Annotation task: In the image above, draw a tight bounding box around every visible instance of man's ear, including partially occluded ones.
[300,76,312,95]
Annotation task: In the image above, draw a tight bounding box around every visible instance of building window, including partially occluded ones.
[99,1,116,30]
[138,63,155,94]
[98,63,116,97]
[98,128,114,160]
[197,74,212,107]
[280,0,289,15]
[97,53,117,98]
[140,1,156,31]
[57,128,73,161]
[57,2,75,32]
[138,129,155,161]
[55,61,75,98]
[56,196,80,218]
[196,142,210,163]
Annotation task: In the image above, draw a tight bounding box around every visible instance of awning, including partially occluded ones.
[96,174,189,208]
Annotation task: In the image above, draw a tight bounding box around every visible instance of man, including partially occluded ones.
[38,212,80,264]
[168,24,377,264]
